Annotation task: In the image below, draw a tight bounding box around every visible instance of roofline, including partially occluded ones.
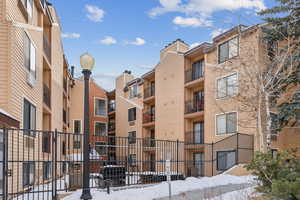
[184,42,212,56]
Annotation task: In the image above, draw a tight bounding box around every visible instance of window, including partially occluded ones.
[128,107,136,122]
[216,112,237,135]
[24,33,36,78]
[23,162,35,187]
[23,99,36,136]
[95,122,106,136]
[129,84,138,98]
[95,99,106,116]
[62,141,66,156]
[218,37,239,63]
[73,120,81,149]
[217,73,238,99]
[95,142,106,155]
[20,0,33,18]
[43,162,52,181]
[128,154,136,166]
[217,151,236,171]
[42,132,51,153]
[192,60,204,80]
[128,131,136,144]
[270,112,279,135]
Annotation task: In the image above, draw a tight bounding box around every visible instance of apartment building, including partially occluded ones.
[69,77,108,169]
[111,24,300,177]
[0,0,73,195]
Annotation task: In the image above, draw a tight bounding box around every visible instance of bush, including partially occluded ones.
[246,149,300,199]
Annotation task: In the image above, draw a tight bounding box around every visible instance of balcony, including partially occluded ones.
[43,83,51,109]
[144,85,155,99]
[185,68,203,83]
[108,102,116,113]
[185,99,204,114]
[108,122,115,132]
[43,34,51,63]
[63,109,67,124]
[143,138,156,152]
[143,111,155,126]
[185,131,204,145]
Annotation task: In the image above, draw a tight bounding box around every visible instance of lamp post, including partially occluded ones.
[80,53,95,200]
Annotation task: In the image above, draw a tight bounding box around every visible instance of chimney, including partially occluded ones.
[71,66,75,77]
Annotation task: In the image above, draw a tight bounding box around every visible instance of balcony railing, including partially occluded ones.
[43,83,51,108]
[185,99,204,114]
[144,85,155,99]
[43,34,51,62]
[185,131,204,145]
[185,68,203,83]
[63,109,67,124]
[108,102,116,113]
[108,122,115,132]
[63,78,67,93]
[143,138,156,148]
[143,111,155,124]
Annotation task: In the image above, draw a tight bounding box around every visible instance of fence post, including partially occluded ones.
[236,133,239,165]
[2,128,8,200]
[211,142,214,176]
[52,129,58,200]
[176,139,179,175]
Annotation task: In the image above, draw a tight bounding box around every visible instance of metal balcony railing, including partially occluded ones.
[143,138,156,148]
[43,83,51,108]
[108,102,116,113]
[108,122,115,132]
[185,131,204,145]
[185,68,203,83]
[43,34,51,62]
[144,85,155,99]
[185,99,204,114]
[143,110,155,124]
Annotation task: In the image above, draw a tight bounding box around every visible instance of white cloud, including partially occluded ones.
[210,28,228,38]
[190,42,201,49]
[125,37,146,46]
[173,16,212,27]
[99,36,117,45]
[85,5,105,22]
[61,33,80,39]
[148,0,265,27]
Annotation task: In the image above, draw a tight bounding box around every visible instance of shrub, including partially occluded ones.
[246,149,300,199]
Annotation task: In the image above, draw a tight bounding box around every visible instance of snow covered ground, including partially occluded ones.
[62,174,257,200]
[210,186,260,200]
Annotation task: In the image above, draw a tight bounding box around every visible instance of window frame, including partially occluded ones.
[94,121,107,136]
[43,161,52,181]
[73,120,82,149]
[128,131,137,144]
[216,150,236,171]
[128,107,137,122]
[23,162,35,188]
[94,98,106,117]
[215,112,238,136]
[23,98,36,137]
[128,154,137,166]
[95,142,106,156]
[216,72,238,100]
[129,83,139,99]
[218,36,239,64]
[24,32,36,78]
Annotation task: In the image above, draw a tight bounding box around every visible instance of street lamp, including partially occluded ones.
[80,53,95,200]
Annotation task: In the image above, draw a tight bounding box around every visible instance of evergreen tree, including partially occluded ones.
[258,0,300,130]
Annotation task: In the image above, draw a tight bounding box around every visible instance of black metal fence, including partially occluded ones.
[0,128,253,200]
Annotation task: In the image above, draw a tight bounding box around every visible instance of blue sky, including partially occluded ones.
[51,0,276,91]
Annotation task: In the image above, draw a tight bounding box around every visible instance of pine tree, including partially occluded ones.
[258,0,300,130]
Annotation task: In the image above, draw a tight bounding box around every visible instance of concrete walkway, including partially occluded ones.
[155,183,254,200]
